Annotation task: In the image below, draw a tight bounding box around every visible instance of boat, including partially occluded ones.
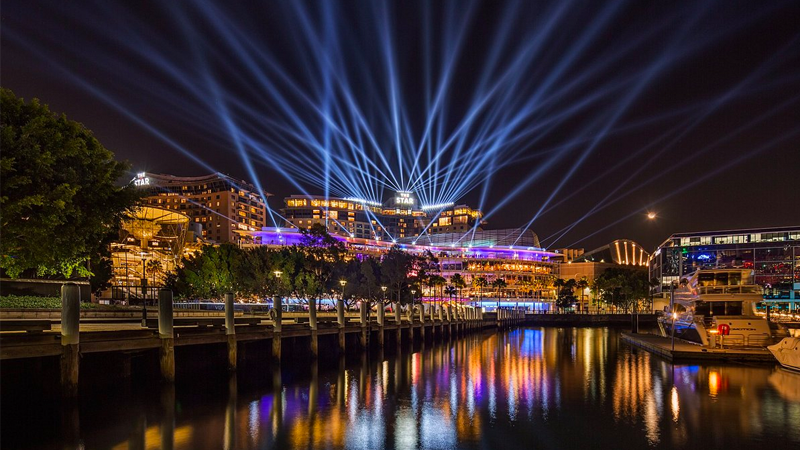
[768,328,800,372]
[658,269,778,348]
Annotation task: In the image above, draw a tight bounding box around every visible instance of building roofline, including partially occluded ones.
[666,225,800,238]
[144,172,273,197]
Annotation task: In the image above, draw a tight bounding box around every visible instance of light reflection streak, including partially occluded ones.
[91,327,800,449]
[671,386,680,423]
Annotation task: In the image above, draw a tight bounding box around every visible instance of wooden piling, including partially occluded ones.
[272,295,282,360]
[377,301,385,347]
[60,283,80,396]
[394,303,402,347]
[418,305,425,342]
[309,298,319,357]
[337,298,345,353]
[359,301,369,349]
[225,292,236,371]
[158,289,175,383]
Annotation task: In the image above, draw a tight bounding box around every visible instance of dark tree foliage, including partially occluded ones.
[168,228,425,306]
[381,246,418,305]
[554,278,578,311]
[592,267,652,313]
[0,88,141,279]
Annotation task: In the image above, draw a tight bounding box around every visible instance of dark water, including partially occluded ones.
[3,328,800,449]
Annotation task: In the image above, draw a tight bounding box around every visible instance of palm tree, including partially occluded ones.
[473,276,488,308]
[430,275,447,309]
[444,285,457,304]
[450,273,467,303]
[146,259,163,289]
[491,278,507,309]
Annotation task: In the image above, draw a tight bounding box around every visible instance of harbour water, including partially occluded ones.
[3,327,800,449]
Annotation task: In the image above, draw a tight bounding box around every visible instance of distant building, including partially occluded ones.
[557,239,650,312]
[282,191,483,242]
[649,226,800,308]
[133,172,271,243]
[236,227,559,309]
[109,206,194,301]
[553,248,585,263]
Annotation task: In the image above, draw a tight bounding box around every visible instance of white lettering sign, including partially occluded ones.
[134,172,150,186]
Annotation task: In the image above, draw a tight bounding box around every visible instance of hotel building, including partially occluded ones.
[649,226,800,308]
[237,226,560,308]
[134,172,270,243]
[282,191,483,242]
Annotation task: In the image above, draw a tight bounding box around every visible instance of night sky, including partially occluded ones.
[2,1,799,252]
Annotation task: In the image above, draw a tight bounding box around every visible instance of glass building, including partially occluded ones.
[649,226,800,309]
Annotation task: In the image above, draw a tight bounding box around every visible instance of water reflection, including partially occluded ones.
[6,328,800,449]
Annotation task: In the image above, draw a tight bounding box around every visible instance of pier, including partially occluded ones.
[0,284,526,394]
[620,332,775,363]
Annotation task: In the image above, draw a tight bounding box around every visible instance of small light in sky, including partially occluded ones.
[647,212,657,220]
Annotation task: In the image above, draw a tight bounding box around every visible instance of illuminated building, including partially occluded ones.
[134,172,271,243]
[282,191,483,242]
[108,206,196,300]
[649,226,800,309]
[236,227,560,307]
[557,239,650,312]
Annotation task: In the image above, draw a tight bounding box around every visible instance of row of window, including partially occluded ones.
[678,231,800,246]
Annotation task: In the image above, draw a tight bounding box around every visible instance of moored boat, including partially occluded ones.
[768,328,800,372]
[658,269,778,348]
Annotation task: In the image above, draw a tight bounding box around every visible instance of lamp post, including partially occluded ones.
[273,270,283,305]
[140,254,148,327]
[670,282,676,352]
[381,285,387,307]
[339,279,347,314]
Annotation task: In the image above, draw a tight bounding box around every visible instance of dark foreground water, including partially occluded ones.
[3,328,800,449]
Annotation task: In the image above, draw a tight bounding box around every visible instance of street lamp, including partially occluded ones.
[273,270,283,310]
[339,279,347,302]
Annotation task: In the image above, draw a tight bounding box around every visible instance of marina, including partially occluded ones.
[4,327,800,449]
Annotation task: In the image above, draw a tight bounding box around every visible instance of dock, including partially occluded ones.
[620,332,776,363]
[1,285,527,395]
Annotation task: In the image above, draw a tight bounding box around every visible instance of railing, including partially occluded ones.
[693,285,761,295]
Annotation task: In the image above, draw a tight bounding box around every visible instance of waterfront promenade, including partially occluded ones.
[1,284,527,395]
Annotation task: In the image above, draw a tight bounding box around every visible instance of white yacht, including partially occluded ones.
[768,328,800,372]
[658,269,776,348]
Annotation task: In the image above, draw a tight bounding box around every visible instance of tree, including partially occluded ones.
[450,273,466,302]
[89,254,114,298]
[1,88,142,278]
[298,223,346,300]
[381,246,415,305]
[173,244,245,299]
[444,285,457,302]
[592,267,651,313]
[430,274,447,307]
[491,278,507,309]
[554,278,578,312]
[473,276,488,307]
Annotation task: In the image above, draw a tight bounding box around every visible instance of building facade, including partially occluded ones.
[134,172,270,243]
[557,239,651,311]
[282,191,483,242]
[649,226,800,308]
[237,227,559,309]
